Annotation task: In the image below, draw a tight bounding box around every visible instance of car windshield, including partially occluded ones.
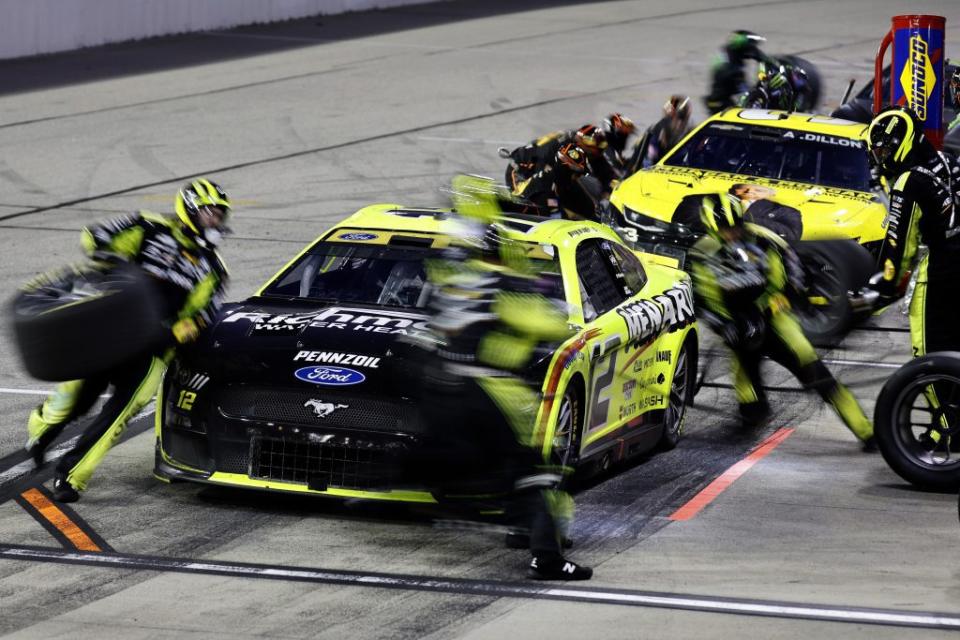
[260,241,564,308]
[664,122,872,191]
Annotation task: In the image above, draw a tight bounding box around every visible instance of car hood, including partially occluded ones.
[610,165,886,242]
[185,299,429,394]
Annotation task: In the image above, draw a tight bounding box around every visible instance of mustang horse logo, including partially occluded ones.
[304,399,348,418]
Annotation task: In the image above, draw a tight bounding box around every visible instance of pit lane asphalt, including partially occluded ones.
[1,1,960,638]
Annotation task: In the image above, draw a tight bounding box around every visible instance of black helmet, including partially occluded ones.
[573,124,608,156]
[726,30,765,60]
[602,113,636,140]
[867,107,924,176]
[700,192,745,239]
[664,95,692,122]
[555,143,589,175]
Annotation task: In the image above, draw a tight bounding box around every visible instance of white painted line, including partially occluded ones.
[2,545,959,630]
[821,358,904,370]
[0,404,154,486]
[0,387,55,396]
[0,437,79,484]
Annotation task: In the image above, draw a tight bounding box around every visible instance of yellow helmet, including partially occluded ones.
[867,107,923,176]
[175,178,231,234]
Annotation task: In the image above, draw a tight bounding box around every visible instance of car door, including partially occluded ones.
[573,238,634,450]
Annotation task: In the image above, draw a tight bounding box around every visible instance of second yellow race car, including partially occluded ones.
[609,108,889,344]
[155,205,698,503]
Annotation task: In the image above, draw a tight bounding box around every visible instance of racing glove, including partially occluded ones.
[172,318,200,344]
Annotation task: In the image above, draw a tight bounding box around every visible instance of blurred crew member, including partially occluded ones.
[867,107,960,357]
[690,193,874,447]
[405,175,592,580]
[705,30,770,113]
[631,95,693,171]
[602,112,638,177]
[515,144,603,221]
[25,179,232,502]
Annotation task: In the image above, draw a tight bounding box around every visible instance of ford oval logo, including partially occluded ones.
[338,232,378,241]
[294,366,366,386]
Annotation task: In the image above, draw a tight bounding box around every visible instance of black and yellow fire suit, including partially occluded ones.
[874,150,960,357]
[690,225,873,441]
[504,130,572,191]
[26,212,227,492]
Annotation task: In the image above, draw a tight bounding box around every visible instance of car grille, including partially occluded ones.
[217,386,422,433]
[248,434,408,491]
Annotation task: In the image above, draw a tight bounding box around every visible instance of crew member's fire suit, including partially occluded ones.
[26,210,228,500]
[874,148,960,357]
[402,175,592,580]
[690,201,873,444]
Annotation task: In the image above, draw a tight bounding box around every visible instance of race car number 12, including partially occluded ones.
[177,390,197,410]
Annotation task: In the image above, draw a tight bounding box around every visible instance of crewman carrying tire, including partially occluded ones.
[24,179,232,502]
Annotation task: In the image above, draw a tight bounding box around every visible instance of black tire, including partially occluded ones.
[10,263,167,381]
[551,381,583,471]
[778,54,822,112]
[658,339,695,450]
[793,239,875,346]
[874,352,960,490]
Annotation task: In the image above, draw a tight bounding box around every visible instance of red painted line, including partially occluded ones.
[669,427,795,522]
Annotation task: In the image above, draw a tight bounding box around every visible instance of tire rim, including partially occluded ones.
[663,348,688,440]
[891,373,960,470]
[797,257,845,335]
[552,391,576,468]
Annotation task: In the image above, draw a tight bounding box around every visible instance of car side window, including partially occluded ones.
[576,239,630,320]
[609,244,648,295]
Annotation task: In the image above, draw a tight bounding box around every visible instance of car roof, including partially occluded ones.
[709,108,870,139]
[324,203,619,247]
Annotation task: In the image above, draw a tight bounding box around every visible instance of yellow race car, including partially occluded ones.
[609,108,888,343]
[155,205,698,503]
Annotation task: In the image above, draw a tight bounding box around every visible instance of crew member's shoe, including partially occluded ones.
[528,554,592,581]
[505,532,573,550]
[740,401,771,428]
[52,476,80,503]
[861,436,878,453]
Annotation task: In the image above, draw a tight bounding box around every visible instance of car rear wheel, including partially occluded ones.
[659,340,693,450]
[552,384,582,470]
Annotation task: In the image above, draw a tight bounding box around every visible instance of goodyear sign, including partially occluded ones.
[891,15,945,146]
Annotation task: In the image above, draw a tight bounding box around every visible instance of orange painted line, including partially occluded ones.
[669,427,795,522]
[19,488,101,552]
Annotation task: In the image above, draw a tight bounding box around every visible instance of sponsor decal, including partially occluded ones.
[780,131,864,148]
[653,165,874,202]
[223,307,429,336]
[294,366,365,386]
[568,227,594,237]
[622,379,636,400]
[901,34,934,121]
[293,351,381,368]
[304,399,348,418]
[640,394,665,409]
[338,232,378,241]
[616,281,695,346]
[656,350,672,364]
